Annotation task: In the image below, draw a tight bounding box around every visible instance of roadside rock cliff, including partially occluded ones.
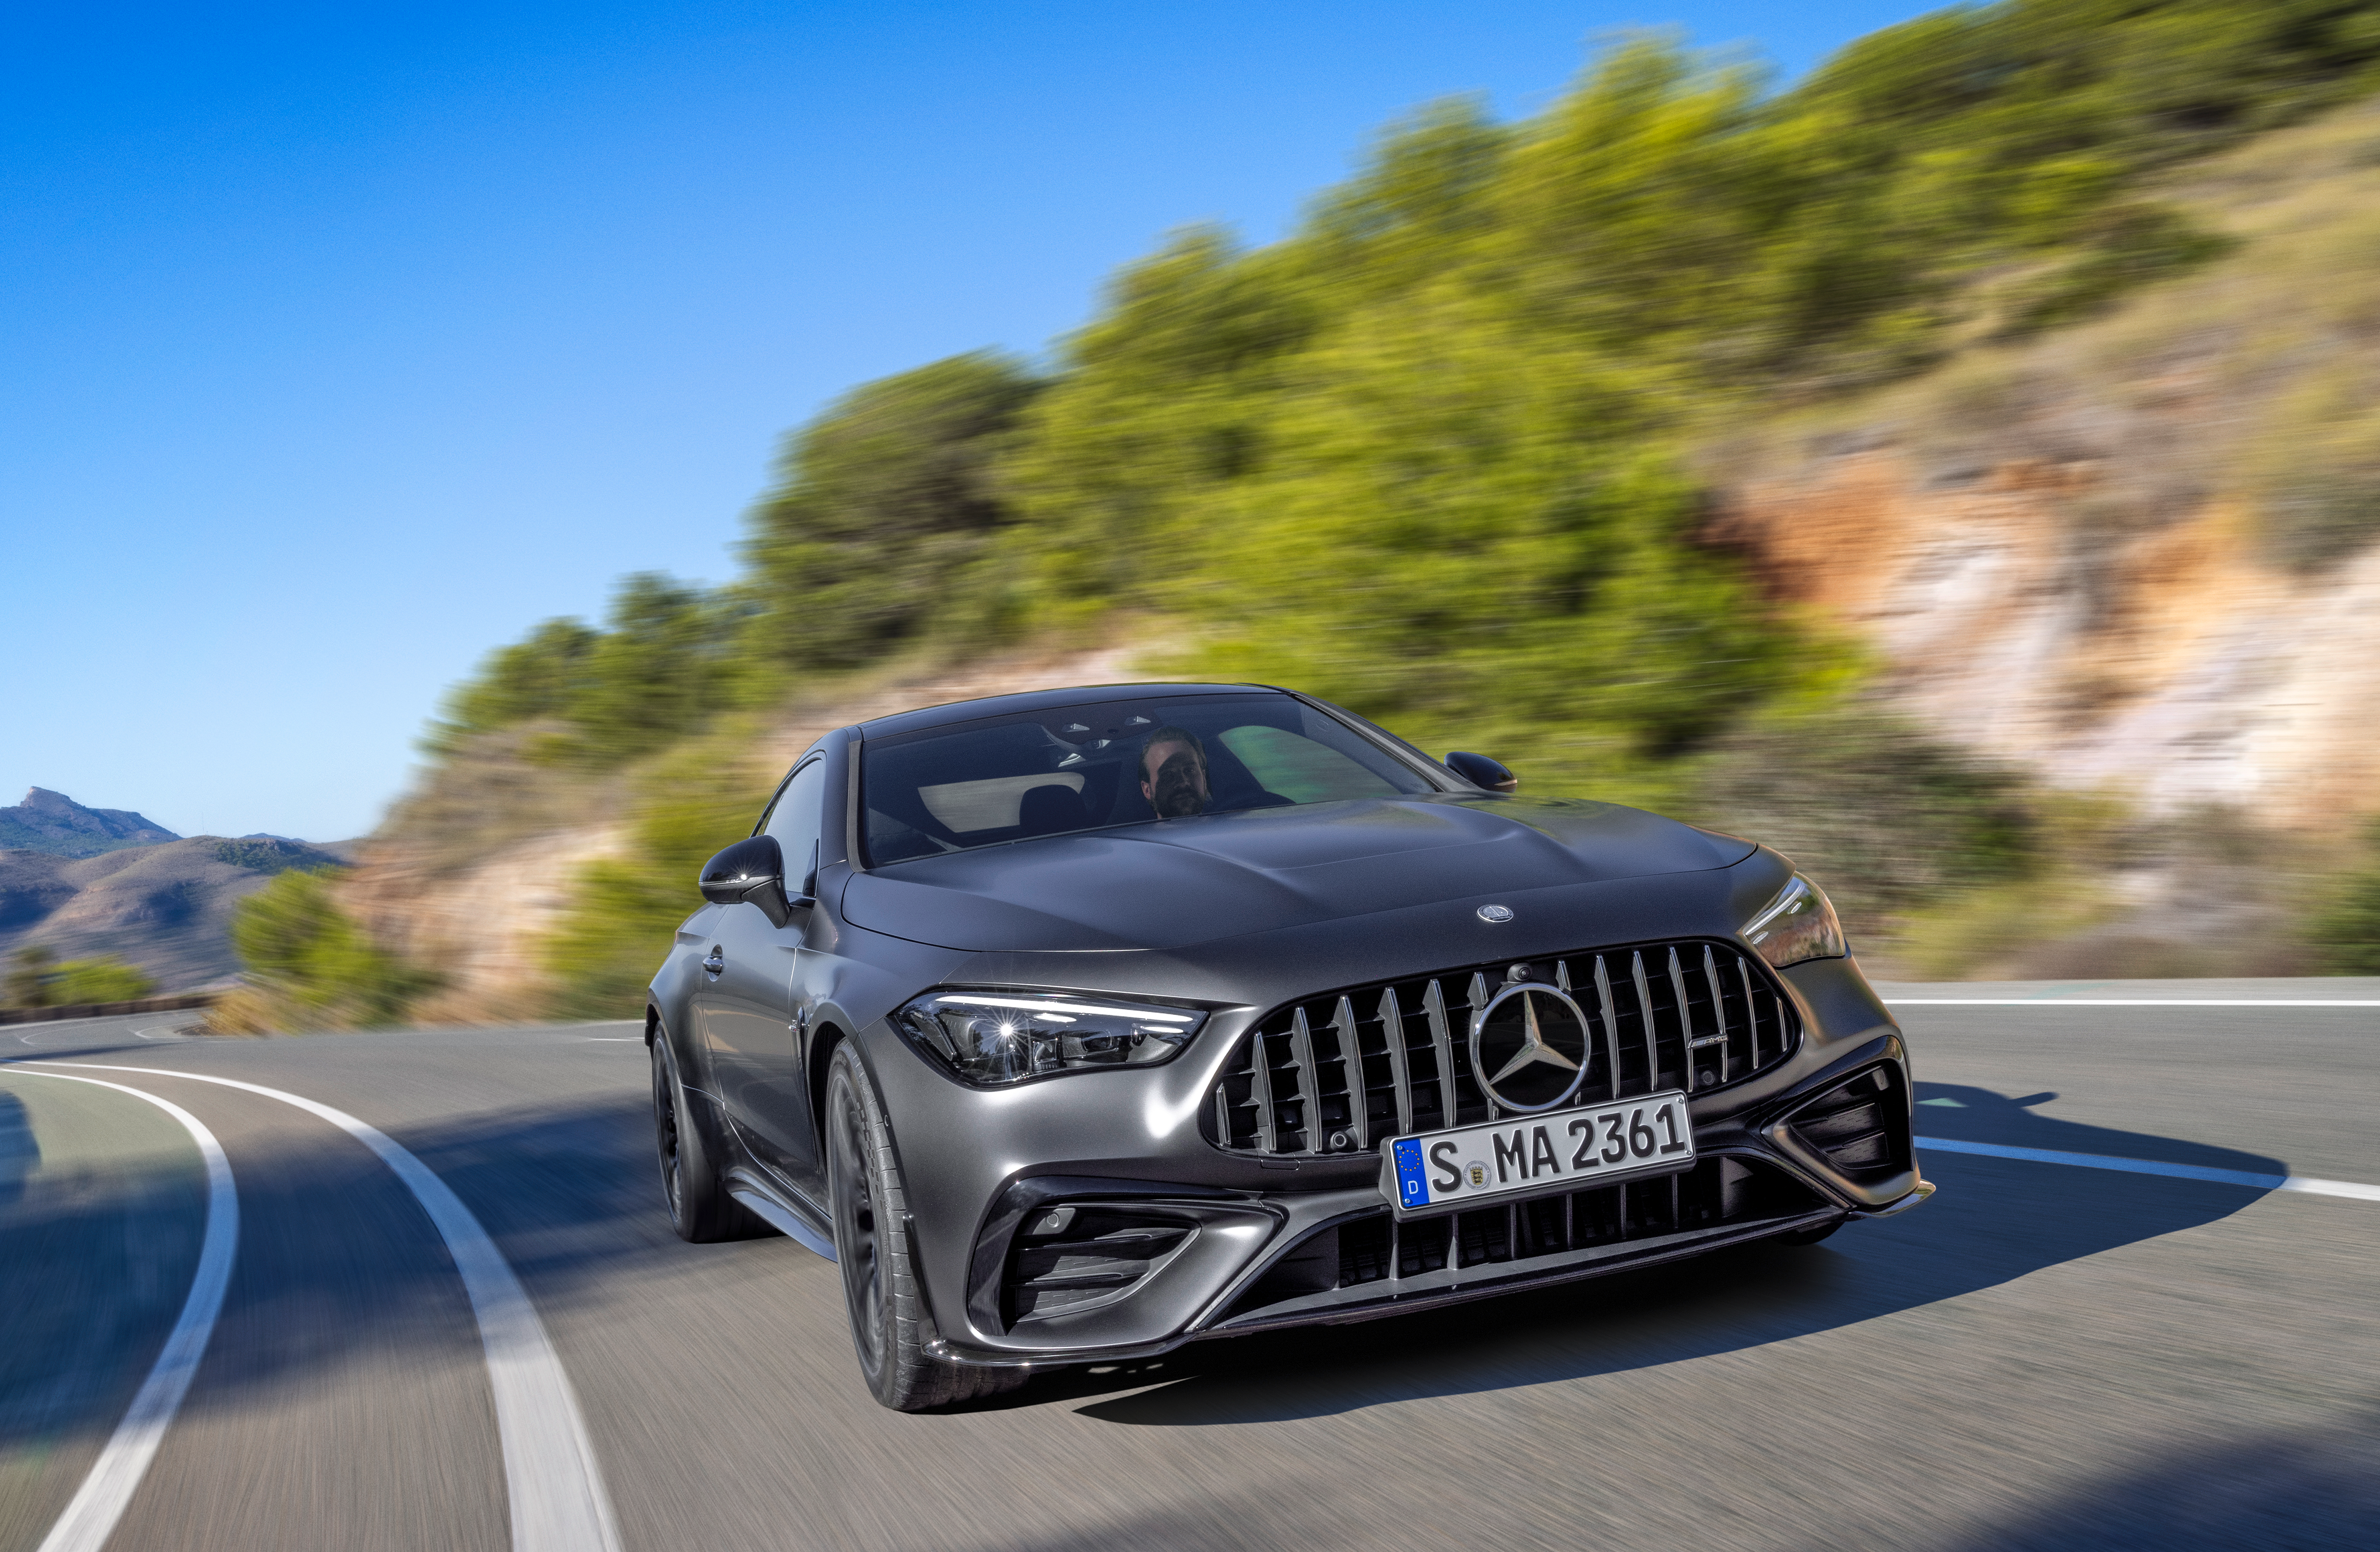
[1712,455,2380,831]
[1707,96,2380,834]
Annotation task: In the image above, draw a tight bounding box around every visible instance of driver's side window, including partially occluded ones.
[763,758,828,902]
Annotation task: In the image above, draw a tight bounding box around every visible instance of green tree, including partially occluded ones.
[559,573,738,763]
[742,352,1042,666]
[424,618,601,755]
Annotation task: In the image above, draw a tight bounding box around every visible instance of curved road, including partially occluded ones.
[4,982,2376,1551]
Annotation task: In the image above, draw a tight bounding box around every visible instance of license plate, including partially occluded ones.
[1381,1092,1695,1216]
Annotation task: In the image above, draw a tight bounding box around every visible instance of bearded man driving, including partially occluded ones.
[1139,726,1211,818]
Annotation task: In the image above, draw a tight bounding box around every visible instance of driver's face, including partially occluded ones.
[1141,740,1209,817]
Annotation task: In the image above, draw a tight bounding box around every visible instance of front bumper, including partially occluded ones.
[862,930,1929,1370]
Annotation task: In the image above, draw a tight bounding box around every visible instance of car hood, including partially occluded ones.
[839,796,1755,952]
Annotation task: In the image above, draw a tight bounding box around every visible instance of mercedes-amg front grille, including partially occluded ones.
[1205,939,1798,1157]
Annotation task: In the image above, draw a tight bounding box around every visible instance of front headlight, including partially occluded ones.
[892,988,1208,1086]
[1741,872,1847,969]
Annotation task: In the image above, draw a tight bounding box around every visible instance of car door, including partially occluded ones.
[695,756,825,1185]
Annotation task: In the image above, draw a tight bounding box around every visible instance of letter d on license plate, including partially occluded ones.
[1382,1091,1695,1216]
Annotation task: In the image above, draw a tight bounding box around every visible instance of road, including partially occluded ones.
[4,982,2376,1551]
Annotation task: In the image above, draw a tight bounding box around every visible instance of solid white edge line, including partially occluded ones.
[1889,999,2380,1007]
[1916,1135,2380,1201]
[9,1070,238,1552]
[28,1063,622,1552]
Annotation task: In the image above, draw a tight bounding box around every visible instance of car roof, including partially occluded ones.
[854,682,1287,741]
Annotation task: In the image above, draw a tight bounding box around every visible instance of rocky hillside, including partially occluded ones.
[1709,96,2380,833]
[0,835,352,991]
[0,788,178,857]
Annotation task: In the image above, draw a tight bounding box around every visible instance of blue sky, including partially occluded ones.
[3,1,1926,841]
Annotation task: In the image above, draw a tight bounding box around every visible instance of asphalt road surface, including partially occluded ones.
[5,981,2376,1552]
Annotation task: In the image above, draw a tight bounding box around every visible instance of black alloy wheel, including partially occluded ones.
[650,1032,758,1242]
[654,1041,685,1218]
[828,1053,885,1379]
[824,1043,1028,1412]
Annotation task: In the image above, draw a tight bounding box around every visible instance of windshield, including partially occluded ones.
[860,692,1441,864]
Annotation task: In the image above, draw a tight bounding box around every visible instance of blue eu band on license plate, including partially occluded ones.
[1383,1091,1696,1215]
[1391,1138,1430,1209]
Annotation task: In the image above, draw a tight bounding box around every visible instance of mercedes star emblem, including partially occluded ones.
[1476,904,1514,923]
[1468,982,1593,1112]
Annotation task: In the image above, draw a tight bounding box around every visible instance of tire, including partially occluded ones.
[652,1033,762,1243]
[1777,1217,1845,1246]
[825,1043,1030,1411]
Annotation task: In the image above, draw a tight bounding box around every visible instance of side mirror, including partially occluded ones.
[699,835,801,928]
[1445,751,1518,794]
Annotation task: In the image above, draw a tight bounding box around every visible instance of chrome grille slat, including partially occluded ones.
[1208,938,1800,1157]
[1287,1007,1319,1152]
[1376,987,1413,1135]
[1249,1016,1279,1153]
[1591,955,1622,1100]
[1629,951,1659,1092]
[1422,980,1456,1129]
[1665,947,1695,1093]
[1330,997,1367,1150]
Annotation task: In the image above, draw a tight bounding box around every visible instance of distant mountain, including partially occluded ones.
[0,788,179,858]
[0,834,350,993]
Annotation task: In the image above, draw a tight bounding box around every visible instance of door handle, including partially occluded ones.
[702,948,725,977]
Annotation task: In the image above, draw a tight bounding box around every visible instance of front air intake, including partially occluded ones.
[1782,1064,1911,1187]
[1001,1206,1193,1324]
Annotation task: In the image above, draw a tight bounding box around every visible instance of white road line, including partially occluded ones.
[9,1071,238,1552]
[1917,1135,2380,1201]
[28,1062,622,1552]
[1891,998,2380,1007]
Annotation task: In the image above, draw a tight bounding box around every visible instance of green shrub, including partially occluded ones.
[2000,202,2237,336]
[1687,703,2037,937]
[50,957,156,1004]
[541,728,780,1022]
[2313,821,2380,973]
[4,945,57,1008]
[1,946,157,1007]
[220,869,437,1031]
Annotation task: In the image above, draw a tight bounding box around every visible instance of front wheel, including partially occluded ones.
[825,1044,1027,1411]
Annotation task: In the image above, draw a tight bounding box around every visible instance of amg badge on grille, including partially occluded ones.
[1477,904,1514,923]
